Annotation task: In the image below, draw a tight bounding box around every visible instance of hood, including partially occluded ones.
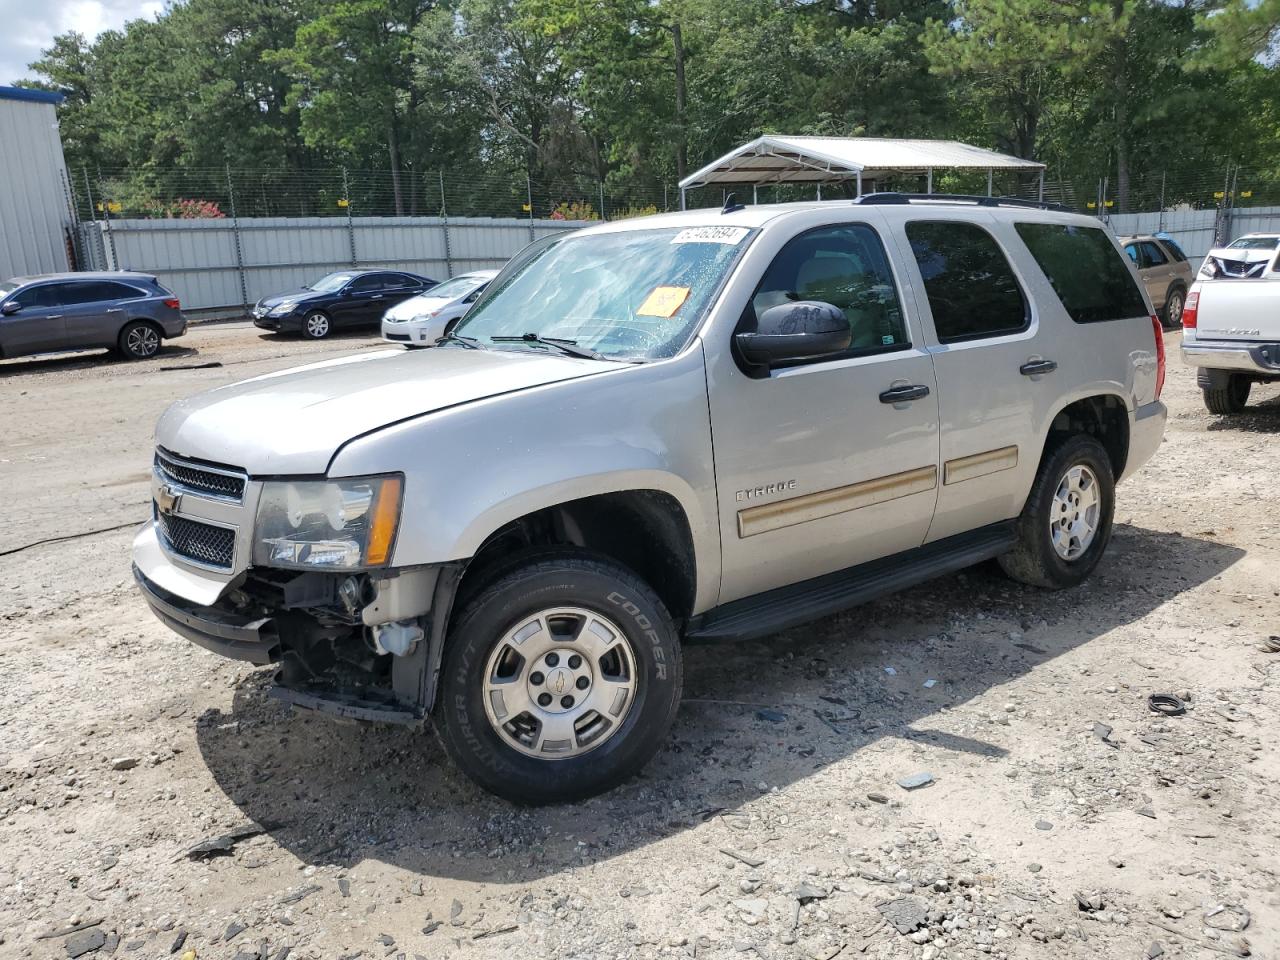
[156,346,617,475]
[385,292,455,320]
[257,288,329,310]
[1204,246,1277,280]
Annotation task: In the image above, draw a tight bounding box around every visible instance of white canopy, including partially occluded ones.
[679,135,1045,202]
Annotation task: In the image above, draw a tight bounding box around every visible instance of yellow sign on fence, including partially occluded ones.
[337,198,349,208]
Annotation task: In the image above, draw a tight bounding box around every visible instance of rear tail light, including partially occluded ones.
[1181,290,1198,329]
[163,297,181,309]
[1151,314,1166,400]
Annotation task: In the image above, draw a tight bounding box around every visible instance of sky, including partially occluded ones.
[2,0,163,87]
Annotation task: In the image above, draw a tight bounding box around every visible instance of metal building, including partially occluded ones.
[0,86,72,280]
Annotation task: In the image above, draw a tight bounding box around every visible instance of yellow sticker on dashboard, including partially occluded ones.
[637,285,691,318]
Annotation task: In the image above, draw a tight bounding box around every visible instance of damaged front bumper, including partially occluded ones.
[132,521,462,724]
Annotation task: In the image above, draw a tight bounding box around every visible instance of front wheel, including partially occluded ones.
[301,311,331,339]
[1203,375,1250,415]
[999,434,1115,590]
[437,550,682,804]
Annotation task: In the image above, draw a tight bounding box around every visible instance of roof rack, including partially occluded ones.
[854,192,1068,213]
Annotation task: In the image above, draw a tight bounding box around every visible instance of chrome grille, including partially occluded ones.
[156,510,236,570]
[155,448,246,501]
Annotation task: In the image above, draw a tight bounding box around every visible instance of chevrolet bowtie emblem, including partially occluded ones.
[156,483,182,516]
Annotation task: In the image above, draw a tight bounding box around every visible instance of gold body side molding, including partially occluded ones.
[737,465,938,538]
[943,445,1019,486]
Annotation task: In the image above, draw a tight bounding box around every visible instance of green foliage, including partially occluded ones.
[20,0,1279,217]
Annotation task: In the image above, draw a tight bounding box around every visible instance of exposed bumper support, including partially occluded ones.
[133,564,280,665]
[1181,340,1280,377]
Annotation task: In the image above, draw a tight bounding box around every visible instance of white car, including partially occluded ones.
[380,270,497,347]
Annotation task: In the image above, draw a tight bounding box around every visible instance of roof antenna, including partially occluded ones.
[722,192,745,214]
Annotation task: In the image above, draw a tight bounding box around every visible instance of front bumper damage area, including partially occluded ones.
[133,551,461,726]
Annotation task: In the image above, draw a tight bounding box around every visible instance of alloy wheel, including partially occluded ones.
[1049,464,1101,561]
[481,606,637,759]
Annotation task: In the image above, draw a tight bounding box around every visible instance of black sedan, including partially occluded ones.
[252,270,436,339]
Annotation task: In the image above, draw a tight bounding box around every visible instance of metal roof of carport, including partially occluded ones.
[679,135,1045,203]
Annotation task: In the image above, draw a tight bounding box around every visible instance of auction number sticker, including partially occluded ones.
[671,226,749,245]
[637,285,692,318]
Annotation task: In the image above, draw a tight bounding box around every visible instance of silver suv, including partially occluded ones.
[132,196,1167,803]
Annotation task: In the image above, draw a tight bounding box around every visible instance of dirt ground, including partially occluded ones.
[1,324,1277,960]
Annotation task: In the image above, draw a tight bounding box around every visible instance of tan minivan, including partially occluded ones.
[1119,234,1195,328]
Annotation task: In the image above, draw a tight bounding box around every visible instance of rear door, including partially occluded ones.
[0,283,66,355]
[886,213,1051,543]
[382,273,427,312]
[62,280,145,346]
[332,274,385,327]
[1137,240,1174,309]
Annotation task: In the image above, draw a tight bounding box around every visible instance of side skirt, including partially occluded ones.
[685,521,1016,644]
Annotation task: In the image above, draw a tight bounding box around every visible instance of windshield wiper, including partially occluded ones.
[437,333,486,350]
[490,333,610,362]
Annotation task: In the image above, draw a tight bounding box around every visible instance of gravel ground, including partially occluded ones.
[1,324,1278,960]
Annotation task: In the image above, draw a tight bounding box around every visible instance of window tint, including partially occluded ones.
[1015,222,1148,324]
[1139,241,1168,267]
[348,275,383,293]
[905,221,1028,343]
[746,223,909,362]
[10,284,57,308]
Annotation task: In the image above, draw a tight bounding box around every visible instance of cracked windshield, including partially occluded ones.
[454,225,754,361]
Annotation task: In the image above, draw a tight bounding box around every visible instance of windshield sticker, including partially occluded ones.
[671,226,749,245]
[637,285,692,319]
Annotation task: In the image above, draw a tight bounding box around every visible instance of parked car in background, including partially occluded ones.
[381,270,498,347]
[0,271,186,362]
[252,270,436,340]
[1119,234,1194,328]
[1180,232,1280,414]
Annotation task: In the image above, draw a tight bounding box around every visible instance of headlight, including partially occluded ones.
[252,475,403,570]
[412,311,441,323]
[1198,259,1218,280]
[268,302,296,316]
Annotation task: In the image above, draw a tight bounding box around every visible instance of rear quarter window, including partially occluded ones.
[1014,223,1148,324]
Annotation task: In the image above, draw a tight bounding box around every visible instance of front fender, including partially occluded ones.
[328,346,722,614]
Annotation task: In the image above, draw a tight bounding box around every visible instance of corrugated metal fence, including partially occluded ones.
[1108,205,1280,266]
[76,215,588,316]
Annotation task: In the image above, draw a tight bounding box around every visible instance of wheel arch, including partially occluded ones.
[1037,393,1130,482]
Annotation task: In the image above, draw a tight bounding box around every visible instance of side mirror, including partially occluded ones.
[734,301,850,372]
[1,301,20,316]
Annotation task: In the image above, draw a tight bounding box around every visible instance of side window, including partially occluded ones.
[52,283,100,305]
[905,221,1028,343]
[11,284,57,308]
[1014,222,1148,323]
[1124,243,1140,266]
[1158,239,1187,263]
[97,281,147,300]
[1140,241,1168,267]
[746,222,909,363]
[348,275,382,293]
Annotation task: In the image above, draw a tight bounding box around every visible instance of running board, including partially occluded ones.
[685,521,1016,643]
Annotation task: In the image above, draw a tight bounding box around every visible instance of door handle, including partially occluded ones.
[1020,359,1057,376]
[47,314,64,319]
[879,384,930,404]
[371,294,384,300]
[106,308,123,313]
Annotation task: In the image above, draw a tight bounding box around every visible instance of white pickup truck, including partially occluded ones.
[1181,233,1280,414]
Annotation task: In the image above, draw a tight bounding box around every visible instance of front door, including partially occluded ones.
[0,283,67,355]
[887,214,1049,543]
[333,274,387,327]
[708,220,941,604]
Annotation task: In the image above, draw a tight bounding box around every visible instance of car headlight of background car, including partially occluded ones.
[252,475,403,569]
[268,301,299,316]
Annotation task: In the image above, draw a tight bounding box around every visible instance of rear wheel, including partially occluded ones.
[437,550,682,804]
[301,311,331,339]
[999,434,1115,590]
[1203,374,1250,415]
[1161,286,1185,329]
[117,320,161,360]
